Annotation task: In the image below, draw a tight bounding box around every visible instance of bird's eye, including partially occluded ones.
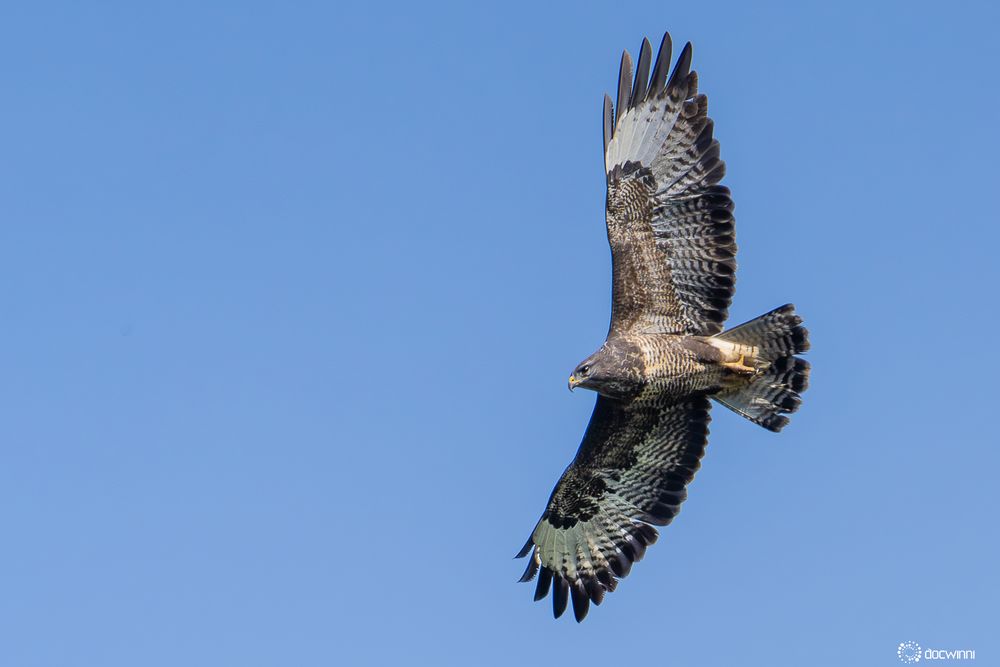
[579,364,590,375]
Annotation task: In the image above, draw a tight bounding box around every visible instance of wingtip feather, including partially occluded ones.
[667,42,693,95]
[648,32,672,99]
[552,577,569,619]
[517,554,539,583]
[514,536,534,559]
[629,38,652,109]
[533,567,553,601]
[615,49,633,124]
[571,583,590,622]
[602,93,613,154]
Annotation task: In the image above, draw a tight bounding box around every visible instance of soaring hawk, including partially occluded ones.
[516,32,811,622]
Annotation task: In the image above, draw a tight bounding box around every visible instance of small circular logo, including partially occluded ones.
[898,641,922,663]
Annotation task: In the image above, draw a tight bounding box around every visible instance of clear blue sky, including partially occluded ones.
[2,2,997,665]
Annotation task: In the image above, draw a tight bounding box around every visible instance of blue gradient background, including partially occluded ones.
[2,2,997,665]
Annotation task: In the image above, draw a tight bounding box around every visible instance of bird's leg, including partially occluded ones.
[722,354,757,375]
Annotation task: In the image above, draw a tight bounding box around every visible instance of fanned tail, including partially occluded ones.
[713,304,810,432]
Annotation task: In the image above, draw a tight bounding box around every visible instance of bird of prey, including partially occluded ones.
[515,32,810,622]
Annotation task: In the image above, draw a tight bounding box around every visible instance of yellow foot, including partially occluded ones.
[722,354,756,375]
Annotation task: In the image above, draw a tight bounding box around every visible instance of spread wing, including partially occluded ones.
[603,34,737,336]
[516,395,711,621]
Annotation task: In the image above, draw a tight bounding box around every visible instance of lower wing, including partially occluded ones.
[516,394,711,621]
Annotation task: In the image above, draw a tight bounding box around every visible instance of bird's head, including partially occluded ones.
[568,359,596,392]
[568,350,614,393]
[568,343,643,399]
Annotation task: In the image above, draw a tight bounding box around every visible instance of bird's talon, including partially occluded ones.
[723,354,756,375]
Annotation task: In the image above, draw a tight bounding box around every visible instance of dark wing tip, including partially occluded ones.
[586,578,605,606]
[533,567,553,602]
[571,584,590,622]
[666,42,694,94]
[552,577,569,618]
[514,536,534,559]
[629,37,652,109]
[517,553,540,582]
[615,49,633,124]
[648,32,673,99]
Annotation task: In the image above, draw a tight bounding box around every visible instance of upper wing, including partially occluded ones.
[603,34,737,336]
[516,394,711,621]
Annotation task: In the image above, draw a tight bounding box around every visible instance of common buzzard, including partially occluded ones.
[516,32,810,622]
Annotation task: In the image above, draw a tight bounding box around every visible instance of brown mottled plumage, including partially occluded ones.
[516,32,811,622]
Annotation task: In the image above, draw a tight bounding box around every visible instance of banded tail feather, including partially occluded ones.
[713,304,810,432]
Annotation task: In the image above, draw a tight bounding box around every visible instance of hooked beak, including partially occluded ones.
[568,375,579,392]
